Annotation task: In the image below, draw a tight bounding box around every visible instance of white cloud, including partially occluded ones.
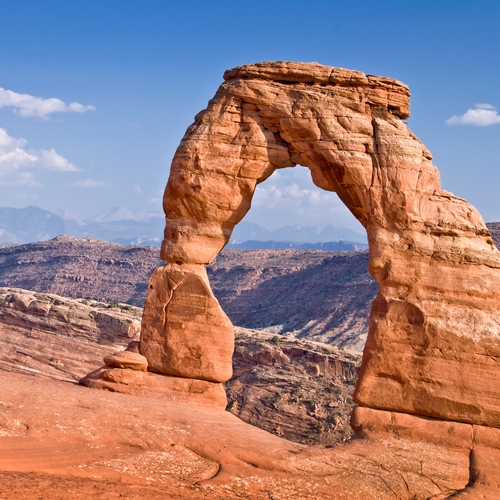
[245,167,365,231]
[0,87,95,119]
[475,103,495,109]
[134,184,143,194]
[40,149,77,171]
[253,170,341,211]
[446,103,500,126]
[71,179,108,188]
[0,127,78,185]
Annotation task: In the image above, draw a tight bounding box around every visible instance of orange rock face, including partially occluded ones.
[140,263,234,382]
[147,61,500,430]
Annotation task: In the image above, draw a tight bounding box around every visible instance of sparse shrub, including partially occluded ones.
[271,335,280,346]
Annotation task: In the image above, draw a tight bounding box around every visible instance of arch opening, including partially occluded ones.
[212,164,373,352]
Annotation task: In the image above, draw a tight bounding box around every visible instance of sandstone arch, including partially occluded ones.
[140,61,500,431]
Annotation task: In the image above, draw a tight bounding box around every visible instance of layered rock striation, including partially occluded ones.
[0,287,141,345]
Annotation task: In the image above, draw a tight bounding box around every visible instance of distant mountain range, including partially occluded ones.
[0,205,367,250]
[230,220,366,244]
[228,220,367,250]
[0,206,164,246]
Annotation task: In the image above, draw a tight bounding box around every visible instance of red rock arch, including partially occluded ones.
[140,62,500,428]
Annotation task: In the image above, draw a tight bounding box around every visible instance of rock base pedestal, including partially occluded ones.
[79,347,227,409]
[80,367,227,409]
[351,406,500,499]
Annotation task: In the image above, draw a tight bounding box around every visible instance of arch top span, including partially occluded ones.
[141,61,500,430]
[161,61,442,266]
[223,61,411,119]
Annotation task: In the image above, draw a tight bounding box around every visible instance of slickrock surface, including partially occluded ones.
[0,287,141,383]
[155,60,500,429]
[0,287,141,345]
[0,321,114,382]
[1,369,484,500]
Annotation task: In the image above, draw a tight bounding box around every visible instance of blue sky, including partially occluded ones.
[0,0,499,231]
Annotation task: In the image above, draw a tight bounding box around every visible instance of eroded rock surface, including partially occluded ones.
[150,61,500,431]
[0,369,482,500]
[140,264,234,382]
[0,287,141,346]
[227,327,360,444]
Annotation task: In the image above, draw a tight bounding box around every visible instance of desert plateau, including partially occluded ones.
[1,59,500,500]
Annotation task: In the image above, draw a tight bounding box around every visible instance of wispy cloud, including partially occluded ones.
[134,184,143,194]
[39,149,77,171]
[253,174,338,210]
[246,167,363,230]
[0,127,77,185]
[0,87,95,119]
[446,103,500,126]
[71,179,108,188]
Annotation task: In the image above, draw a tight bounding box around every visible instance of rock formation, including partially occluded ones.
[140,263,233,382]
[135,61,500,495]
[0,287,141,345]
[227,327,359,444]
